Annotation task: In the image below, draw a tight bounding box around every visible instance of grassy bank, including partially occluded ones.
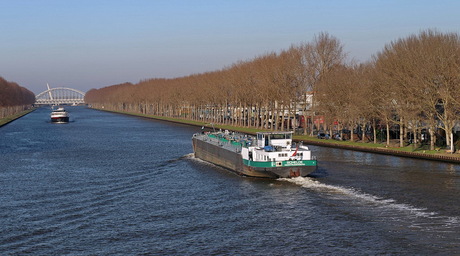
[0,108,36,127]
[93,108,460,164]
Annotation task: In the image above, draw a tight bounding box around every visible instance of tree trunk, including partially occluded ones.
[399,117,404,147]
[303,113,308,135]
[255,104,260,128]
[280,103,285,131]
[429,126,435,150]
[350,121,354,142]
[273,108,279,131]
[373,119,377,144]
[386,123,390,146]
[445,125,451,148]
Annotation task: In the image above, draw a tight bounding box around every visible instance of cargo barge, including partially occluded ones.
[192,130,317,178]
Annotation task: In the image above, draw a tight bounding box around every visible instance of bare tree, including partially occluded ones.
[298,32,347,135]
[374,29,460,150]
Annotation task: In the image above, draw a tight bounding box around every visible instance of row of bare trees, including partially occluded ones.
[0,77,36,118]
[85,30,460,150]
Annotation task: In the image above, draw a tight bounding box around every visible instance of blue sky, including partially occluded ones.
[1,0,459,94]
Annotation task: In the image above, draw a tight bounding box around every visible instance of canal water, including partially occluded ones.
[1,106,459,255]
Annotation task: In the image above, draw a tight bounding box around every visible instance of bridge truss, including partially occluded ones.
[35,87,86,105]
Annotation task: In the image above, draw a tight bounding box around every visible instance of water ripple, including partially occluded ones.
[1,107,459,255]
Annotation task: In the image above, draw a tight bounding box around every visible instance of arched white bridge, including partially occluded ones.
[35,86,86,105]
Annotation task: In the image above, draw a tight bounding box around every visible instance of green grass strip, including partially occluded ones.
[0,108,36,127]
[93,108,460,161]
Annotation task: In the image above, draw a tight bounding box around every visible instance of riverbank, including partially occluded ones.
[91,107,460,164]
[0,108,36,127]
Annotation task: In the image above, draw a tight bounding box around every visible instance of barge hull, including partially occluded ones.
[192,136,244,173]
[243,165,316,178]
[192,137,316,178]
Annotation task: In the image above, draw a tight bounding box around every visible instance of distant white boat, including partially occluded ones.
[50,107,69,123]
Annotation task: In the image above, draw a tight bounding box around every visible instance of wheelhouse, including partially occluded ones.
[256,131,293,149]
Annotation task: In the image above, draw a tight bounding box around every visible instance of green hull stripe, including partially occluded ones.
[243,159,317,168]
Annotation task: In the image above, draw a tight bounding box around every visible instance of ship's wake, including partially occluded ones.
[280,177,460,230]
[183,153,217,166]
[168,153,195,163]
[177,153,226,169]
[182,153,195,159]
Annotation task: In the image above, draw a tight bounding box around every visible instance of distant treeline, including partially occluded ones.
[85,30,460,150]
[0,77,35,106]
[0,77,35,118]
